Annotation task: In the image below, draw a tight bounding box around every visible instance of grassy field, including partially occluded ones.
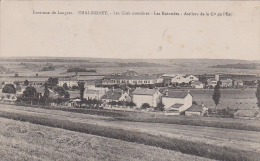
[0,117,214,161]
[12,104,260,131]
[181,88,257,110]
[0,104,260,161]
[1,58,260,77]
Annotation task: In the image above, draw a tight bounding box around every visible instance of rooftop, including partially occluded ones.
[58,77,78,81]
[101,89,123,100]
[186,105,203,112]
[132,88,159,95]
[103,75,159,80]
[161,90,190,98]
[170,103,184,109]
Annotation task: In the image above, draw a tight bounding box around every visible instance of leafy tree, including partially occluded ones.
[212,81,221,112]
[48,77,58,86]
[156,102,165,111]
[6,94,11,99]
[126,101,136,108]
[78,82,85,101]
[2,84,16,94]
[199,74,208,85]
[256,80,260,109]
[78,81,85,107]
[192,101,197,105]
[63,83,69,90]
[22,86,37,105]
[141,103,151,109]
[24,80,29,86]
[64,91,70,99]
[16,85,22,92]
[23,86,37,98]
[54,86,66,96]
[43,83,49,98]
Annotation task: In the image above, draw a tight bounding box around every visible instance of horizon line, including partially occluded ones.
[0,56,258,61]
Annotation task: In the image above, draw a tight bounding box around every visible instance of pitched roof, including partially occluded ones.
[186,105,202,112]
[171,103,184,108]
[163,91,189,98]
[192,80,203,85]
[101,89,123,100]
[58,77,78,81]
[183,74,191,78]
[207,78,217,82]
[77,76,105,81]
[132,88,159,95]
[103,75,158,80]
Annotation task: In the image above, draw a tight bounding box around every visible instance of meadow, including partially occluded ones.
[0,117,213,161]
[184,88,257,110]
[0,104,260,161]
[1,58,260,78]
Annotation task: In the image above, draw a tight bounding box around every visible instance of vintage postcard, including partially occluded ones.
[0,0,259,160]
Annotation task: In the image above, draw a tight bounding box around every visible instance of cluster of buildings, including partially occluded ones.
[82,82,206,116]
[1,70,259,116]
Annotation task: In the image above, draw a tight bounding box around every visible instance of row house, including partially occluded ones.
[101,75,159,85]
[161,74,199,84]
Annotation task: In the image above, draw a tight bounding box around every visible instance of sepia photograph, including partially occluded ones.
[0,0,260,160]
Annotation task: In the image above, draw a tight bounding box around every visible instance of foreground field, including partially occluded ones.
[0,118,213,161]
[0,104,260,160]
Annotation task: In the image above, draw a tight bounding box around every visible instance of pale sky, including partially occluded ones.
[1,1,259,60]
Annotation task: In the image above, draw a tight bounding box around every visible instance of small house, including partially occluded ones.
[161,90,192,115]
[58,77,78,88]
[185,105,204,116]
[207,78,218,88]
[101,89,131,103]
[132,88,161,107]
[191,80,204,89]
[220,78,233,87]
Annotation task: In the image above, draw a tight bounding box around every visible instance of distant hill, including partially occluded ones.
[116,62,168,67]
[210,63,260,70]
[0,66,11,73]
